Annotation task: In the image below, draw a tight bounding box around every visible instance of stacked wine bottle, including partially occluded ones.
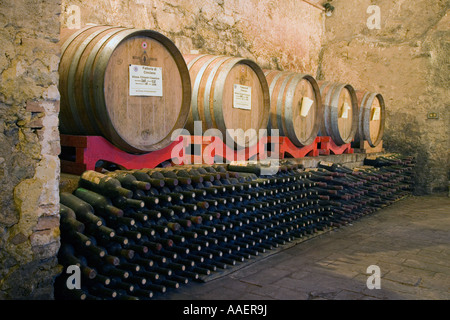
[55,154,415,300]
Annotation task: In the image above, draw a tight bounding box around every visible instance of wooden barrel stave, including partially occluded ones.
[59,25,191,154]
[184,54,270,149]
[264,70,322,147]
[318,81,358,145]
[355,91,385,147]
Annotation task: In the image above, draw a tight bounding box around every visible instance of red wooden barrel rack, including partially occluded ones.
[60,135,184,175]
[317,136,354,155]
[266,136,320,159]
[60,134,270,175]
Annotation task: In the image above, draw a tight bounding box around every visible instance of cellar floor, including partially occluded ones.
[156,194,450,300]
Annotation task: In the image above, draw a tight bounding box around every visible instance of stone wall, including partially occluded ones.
[60,0,324,73]
[318,0,449,194]
[0,0,62,299]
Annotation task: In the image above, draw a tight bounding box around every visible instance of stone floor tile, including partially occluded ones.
[419,273,450,293]
[383,271,425,287]
[233,267,293,286]
[333,289,366,300]
[250,284,310,300]
[378,262,436,279]
[324,261,367,279]
[402,259,450,274]
[235,292,274,300]
[195,286,248,300]
[220,277,261,292]
[397,251,450,267]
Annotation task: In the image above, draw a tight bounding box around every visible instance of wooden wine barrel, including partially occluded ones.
[59,25,191,154]
[318,81,358,145]
[354,91,385,147]
[264,70,322,147]
[183,54,270,149]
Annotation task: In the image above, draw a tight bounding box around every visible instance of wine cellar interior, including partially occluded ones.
[0,0,448,302]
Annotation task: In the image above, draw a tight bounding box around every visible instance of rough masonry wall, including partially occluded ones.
[60,0,324,74]
[0,0,62,299]
[318,0,449,194]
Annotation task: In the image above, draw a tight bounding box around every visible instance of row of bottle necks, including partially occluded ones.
[56,157,415,299]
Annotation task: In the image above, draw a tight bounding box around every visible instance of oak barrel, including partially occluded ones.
[354,91,385,147]
[264,70,322,147]
[183,54,270,149]
[318,81,358,145]
[59,25,191,153]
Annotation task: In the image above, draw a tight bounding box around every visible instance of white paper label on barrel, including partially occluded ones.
[233,84,252,110]
[339,102,351,119]
[300,97,314,117]
[129,65,163,97]
[371,106,381,121]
